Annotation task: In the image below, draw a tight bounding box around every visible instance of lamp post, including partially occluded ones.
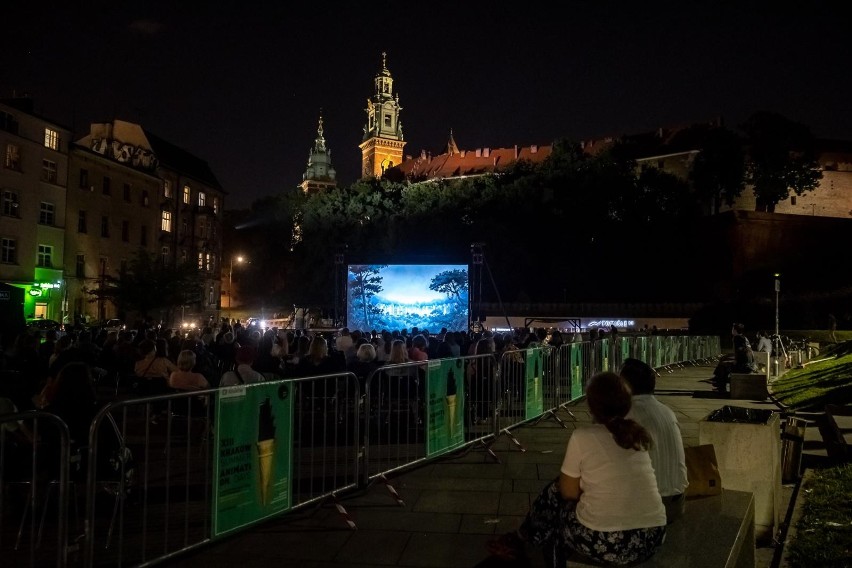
[773,273,781,378]
[228,255,244,321]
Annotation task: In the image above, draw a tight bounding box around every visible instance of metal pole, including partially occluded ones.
[774,275,780,378]
[228,256,233,321]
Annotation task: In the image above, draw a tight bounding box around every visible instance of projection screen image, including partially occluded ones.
[346,264,469,331]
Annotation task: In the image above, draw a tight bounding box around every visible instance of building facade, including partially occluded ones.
[0,98,70,322]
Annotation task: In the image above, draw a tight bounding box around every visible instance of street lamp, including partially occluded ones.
[773,273,781,378]
[228,255,245,321]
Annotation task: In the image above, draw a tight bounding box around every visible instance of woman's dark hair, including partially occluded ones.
[586,372,652,451]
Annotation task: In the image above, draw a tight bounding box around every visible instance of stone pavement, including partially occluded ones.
[174,360,807,568]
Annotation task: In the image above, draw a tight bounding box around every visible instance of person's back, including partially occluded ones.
[620,358,687,523]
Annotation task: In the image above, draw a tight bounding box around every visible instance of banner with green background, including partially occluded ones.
[525,348,544,419]
[426,358,466,456]
[213,382,293,536]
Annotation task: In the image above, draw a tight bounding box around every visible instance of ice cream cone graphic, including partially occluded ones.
[446,365,458,436]
[257,398,276,506]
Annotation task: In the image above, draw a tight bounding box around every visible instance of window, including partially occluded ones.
[161,246,169,264]
[163,180,172,198]
[4,144,20,170]
[0,111,20,135]
[1,238,16,263]
[197,252,204,269]
[75,254,85,278]
[41,159,57,183]
[121,220,129,242]
[101,216,110,238]
[205,253,212,271]
[141,190,149,206]
[37,245,53,267]
[209,285,215,305]
[384,114,391,127]
[197,217,208,239]
[79,168,89,189]
[161,210,172,232]
[181,219,188,236]
[2,190,20,217]
[180,249,187,264]
[103,176,111,195]
[183,185,191,204]
[791,196,797,206]
[78,210,87,233]
[99,257,107,277]
[123,183,131,202]
[44,128,59,150]
[198,191,206,207]
[213,197,219,214]
[39,202,55,225]
[140,225,148,246]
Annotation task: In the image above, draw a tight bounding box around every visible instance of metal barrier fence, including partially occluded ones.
[1,335,719,567]
[1,411,72,568]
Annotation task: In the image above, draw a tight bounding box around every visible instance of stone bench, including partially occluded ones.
[566,489,756,567]
[730,373,768,400]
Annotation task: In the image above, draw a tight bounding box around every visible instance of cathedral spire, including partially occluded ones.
[300,110,336,194]
[446,129,459,156]
[360,52,405,179]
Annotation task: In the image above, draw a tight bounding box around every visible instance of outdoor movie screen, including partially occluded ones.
[346,264,469,332]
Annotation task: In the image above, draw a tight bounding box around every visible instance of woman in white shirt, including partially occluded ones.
[488,372,666,566]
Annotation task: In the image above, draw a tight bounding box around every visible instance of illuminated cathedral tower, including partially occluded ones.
[300,111,337,194]
[359,52,405,178]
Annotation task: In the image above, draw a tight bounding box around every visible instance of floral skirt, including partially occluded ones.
[521,480,666,566]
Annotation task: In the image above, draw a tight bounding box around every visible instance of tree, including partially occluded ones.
[347,265,387,330]
[689,126,746,214]
[84,250,204,322]
[429,269,470,330]
[741,112,823,212]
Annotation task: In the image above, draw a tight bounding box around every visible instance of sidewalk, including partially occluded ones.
[175,361,799,568]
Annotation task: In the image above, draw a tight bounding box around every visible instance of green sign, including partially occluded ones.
[213,382,293,536]
[525,348,544,419]
[426,358,465,457]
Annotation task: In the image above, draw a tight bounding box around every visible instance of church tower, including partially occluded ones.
[359,52,405,178]
[300,111,337,194]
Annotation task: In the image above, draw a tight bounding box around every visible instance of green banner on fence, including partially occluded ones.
[213,383,293,537]
[525,348,544,419]
[570,343,583,400]
[426,358,466,457]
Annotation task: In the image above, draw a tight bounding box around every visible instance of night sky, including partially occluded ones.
[4,2,850,209]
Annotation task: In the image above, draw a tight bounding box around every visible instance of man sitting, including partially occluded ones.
[621,358,688,523]
[711,323,757,392]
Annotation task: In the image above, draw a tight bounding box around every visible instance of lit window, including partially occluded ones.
[4,144,20,170]
[1,238,17,263]
[44,128,59,150]
[163,180,172,198]
[39,202,55,225]
[183,185,191,204]
[2,191,20,217]
[78,210,87,233]
[161,210,172,232]
[198,192,206,207]
[75,254,85,278]
[42,159,57,183]
[205,253,212,271]
[121,220,129,242]
[37,244,53,267]
[197,252,204,269]
[213,197,219,214]
[101,216,110,238]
